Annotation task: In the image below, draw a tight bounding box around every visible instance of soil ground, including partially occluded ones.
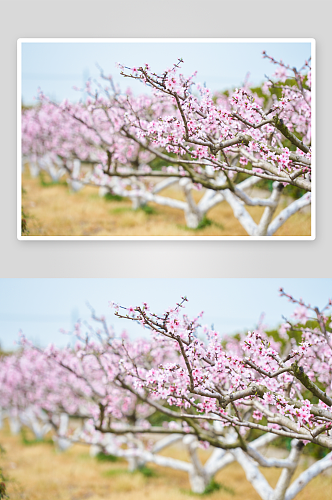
[0,424,330,500]
[21,171,311,237]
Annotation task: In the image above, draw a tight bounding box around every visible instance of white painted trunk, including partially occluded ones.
[9,416,21,435]
[267,192,311,236]
[184,208,202,229]
[255,182,283,236]
[270,441,303,500]
[127,455,146,472]
[29,161,40,177]
[188,469,211,494]
[20,414,43,440]
[184,435,211,493]
[285,452,332,500]
[131,196,146,210]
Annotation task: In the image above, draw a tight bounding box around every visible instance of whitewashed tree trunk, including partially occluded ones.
[19,409,52,440]
[131,195,147,210]
[28,161,40,178]
[9,415,21,435]
[270,441,304,500]
[53,413,73,451]
[89,432,119,457]
[267,193,311,236]
[67,159,83,192]
[179,179,204,229]
[37,155,66,182]
[127,455,146,472]
[231,438,332,500]
[285,452,332,500]
[255,182,283,236]
[231,447,273,500]
[183,435,211,493]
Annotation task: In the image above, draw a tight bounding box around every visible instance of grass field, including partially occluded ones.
[1,425,331,500]
[21,172,311,237]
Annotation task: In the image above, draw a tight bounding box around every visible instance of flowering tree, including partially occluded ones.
[22,51,312,234]
[0,345,92,445]
[107,291,331,499]
[22,84,192,210]
[115,53,312,234]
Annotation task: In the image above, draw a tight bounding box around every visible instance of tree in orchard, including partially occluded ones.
[0,345,92,443]
[107,290,331,499]
[1,320,201,470]
[22,51,312,234]
[114,52,312,234]
[22,84,193,210]
[22,105,67,181]
[37,314,226,477]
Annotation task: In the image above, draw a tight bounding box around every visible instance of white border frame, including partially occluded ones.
[17,38,315,241]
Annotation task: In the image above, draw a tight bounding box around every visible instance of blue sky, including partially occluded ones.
[0,279,330,351]
[20,40,312,104]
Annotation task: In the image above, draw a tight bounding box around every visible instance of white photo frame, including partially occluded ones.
[17,38,315,241]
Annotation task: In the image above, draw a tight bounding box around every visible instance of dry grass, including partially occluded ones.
[21,171,311,237]
[1,425,331,500]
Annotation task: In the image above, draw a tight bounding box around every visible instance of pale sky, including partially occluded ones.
[20,40,312,104]
[0,279,330,351]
